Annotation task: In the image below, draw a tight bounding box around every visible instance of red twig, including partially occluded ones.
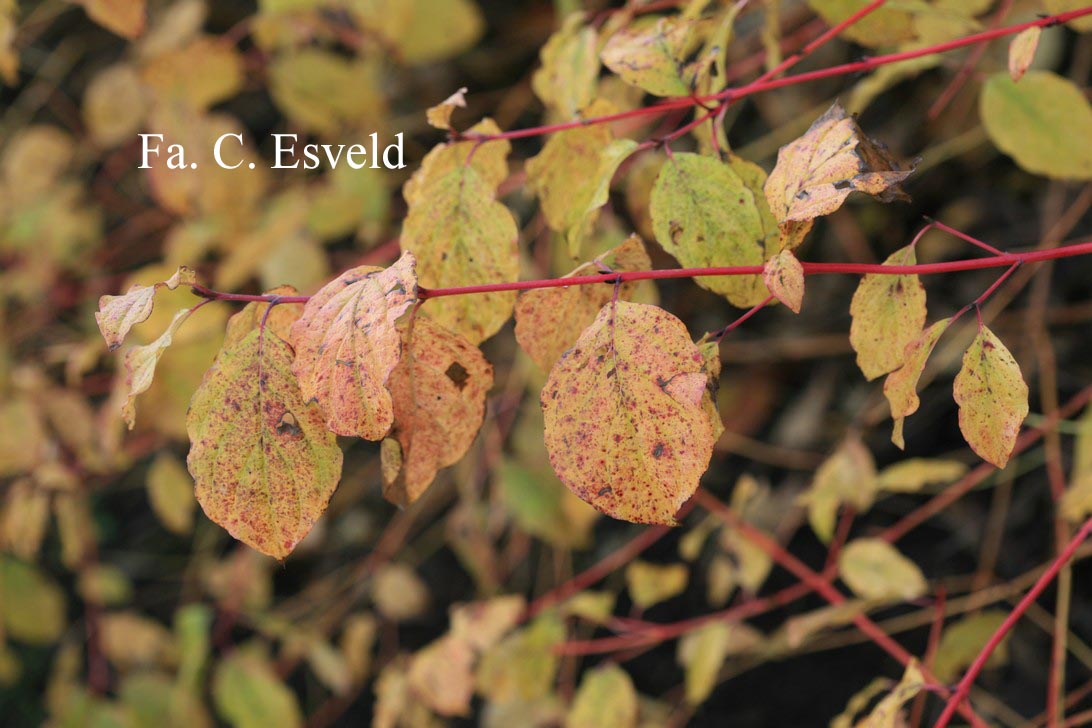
[934,516,1092,728]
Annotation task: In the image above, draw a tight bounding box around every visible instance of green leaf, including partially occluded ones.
[600,17,695,97]
[953,325,1029,468]
[838,538,927,602]
[212,646,302,728]
[849,244,928,380]
[651,152,770,307]
[625,560,688,609]
[476,613,565,703]
[677,622,763,705]
[0,556,66,644]
[981,71,1092,180]
[877,458,968,493]
[186,326,344,559]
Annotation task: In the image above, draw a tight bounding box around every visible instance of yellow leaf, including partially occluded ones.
[857,661,926,728]
[0,399,46,478]
[186,326,344,560]
[877,458,968,493]
[121,308,194,428]
[532,13,600,118]
[1062,404,1092,521]
[763,249,805,313]
[0,556,66,644]
[1008,27,1041,82]
[372,563,429,622]
[450,595,526,652]
[289,253,418,439]
[541,301,717,525]
[95,266,196,351]
[566,663,638,728]
[408,635,475,716]
[848,244,927,380]
[403,118,510,207]
[0,0,17,84]
[764,102,912,232]
[677,621,763,705]
[476,613,564,703]
[515,235,652,371]
[382,316,493,506]
[425,86,467,130]
[954,325,1028,468]
[801,435,877,542]
[382,0,484,65]
[83,64,149,147]
[1,480,50,559]
[526,100,638,256]
[146,452,197,535]
[1044,0,1092,32]
[79,0,146,39]
[212,646,303,728]
[601,17,695,97]
[626,560,688,609]
[142,37,243,109]
[269,50,386,135]
[401,165,519,344]
[805,0,915,48]
[651,152,771,307]
[77,564,132,607]
[99,611,174,669]
[883,318,951,449]
[838,538,927,601]
[784,601,866,648]
[932,611,1008,683]
[981,71,1092,180]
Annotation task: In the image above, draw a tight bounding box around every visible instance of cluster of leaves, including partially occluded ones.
[6,0,1092,726]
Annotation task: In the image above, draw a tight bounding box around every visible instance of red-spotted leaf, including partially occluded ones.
[541,301,716,525]
[953,325,1029,468]
[763,250,805,313]
[289,252,419,440]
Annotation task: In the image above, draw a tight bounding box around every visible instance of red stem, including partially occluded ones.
[933,516,1092,728]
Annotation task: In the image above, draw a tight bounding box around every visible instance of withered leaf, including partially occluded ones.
[290,253,418,440]
[763,249,805,313]
[425,86,467,131]
[382,316,493,507]
[883,318,951,449]
[121,307,193,429]
[95,266,197,351]
[541,301,716,525]
[187,326,343,560]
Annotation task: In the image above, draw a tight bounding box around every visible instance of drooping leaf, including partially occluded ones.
[932,611,1008,683]
[763,249,805,313]
[601,17,695,97]
[856,661,926,728]
[677,622,763,705]
[625,560,688,609]
[212,646,303,728]
[953,325,1029,468]
[532,13,600,118]
[566,663,638,728]
[381,316,493,506]
[877,458,968,493]
[289,253,418,440]
[401,165,519,344]
[186,326,344,559]
[838,539,927,601]
[1062,403,1092,522]
[95,266,196,350]
[981,71,1092,180]
[801,435,877,542]
[1,480,50,559]
[526,100,638,256]
[1008,27,1041,82]
[121,308,193,428]
[79,0,146,39]
[764,102,912,246]
[541,301,717,525]
[883,318,952,449]
[848,244,927,380]
[651,152,770,307]
[514,235,651,371]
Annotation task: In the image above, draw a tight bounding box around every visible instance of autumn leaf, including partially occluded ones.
[883,318,951,449]
[289,253,418,440]
[186,325,344,560]
[1008,27,1040,82]
[121,308,193,429]
[953,325,1029,468]
[401,165,519,344]
[848,244,927,380]
[877,458,968,494]
[79,0,146,39]
[425,87,467,131]
[567,664,638,728]
[95,266,196,350]
[678,622,763,705]
[514,235,651,371]
[381,316,493,507]
[651,152,771,307]
[838,538,926,601]
[764,102,912,245]
[403,118,510,207]
[625,560,688,608]
[407,635,474,716]
[213,646,303,728]
[857,661,925,728]
[763,249,805,313]
[801,435,877,542]
[601,17,695,97]
[532,13,600,119]
[222,286,302,350]
[540,300,716,525]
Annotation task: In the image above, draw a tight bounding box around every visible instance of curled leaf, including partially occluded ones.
[883,318,951,449]
[953,325,1029,468]
[187,326,343,559]
[541,301,716,525]
[95,266,196,350]
[290,253,418,440]
[425,87,467,131]
[121,308,193,429]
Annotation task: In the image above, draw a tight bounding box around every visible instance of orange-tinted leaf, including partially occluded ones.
[514,235,651,371]
[382,317,493,506]
[79,0,146,39]
[1008,27,1040,82]
[187,327,343,559]
[541,301,716,524]
[763,249,804,313]
[953,325,1029,468]
[222,286,302,350]
[290,253,418,440]
[95,266,197,351]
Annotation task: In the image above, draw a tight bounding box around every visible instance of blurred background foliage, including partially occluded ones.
[2,0,1092,725]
